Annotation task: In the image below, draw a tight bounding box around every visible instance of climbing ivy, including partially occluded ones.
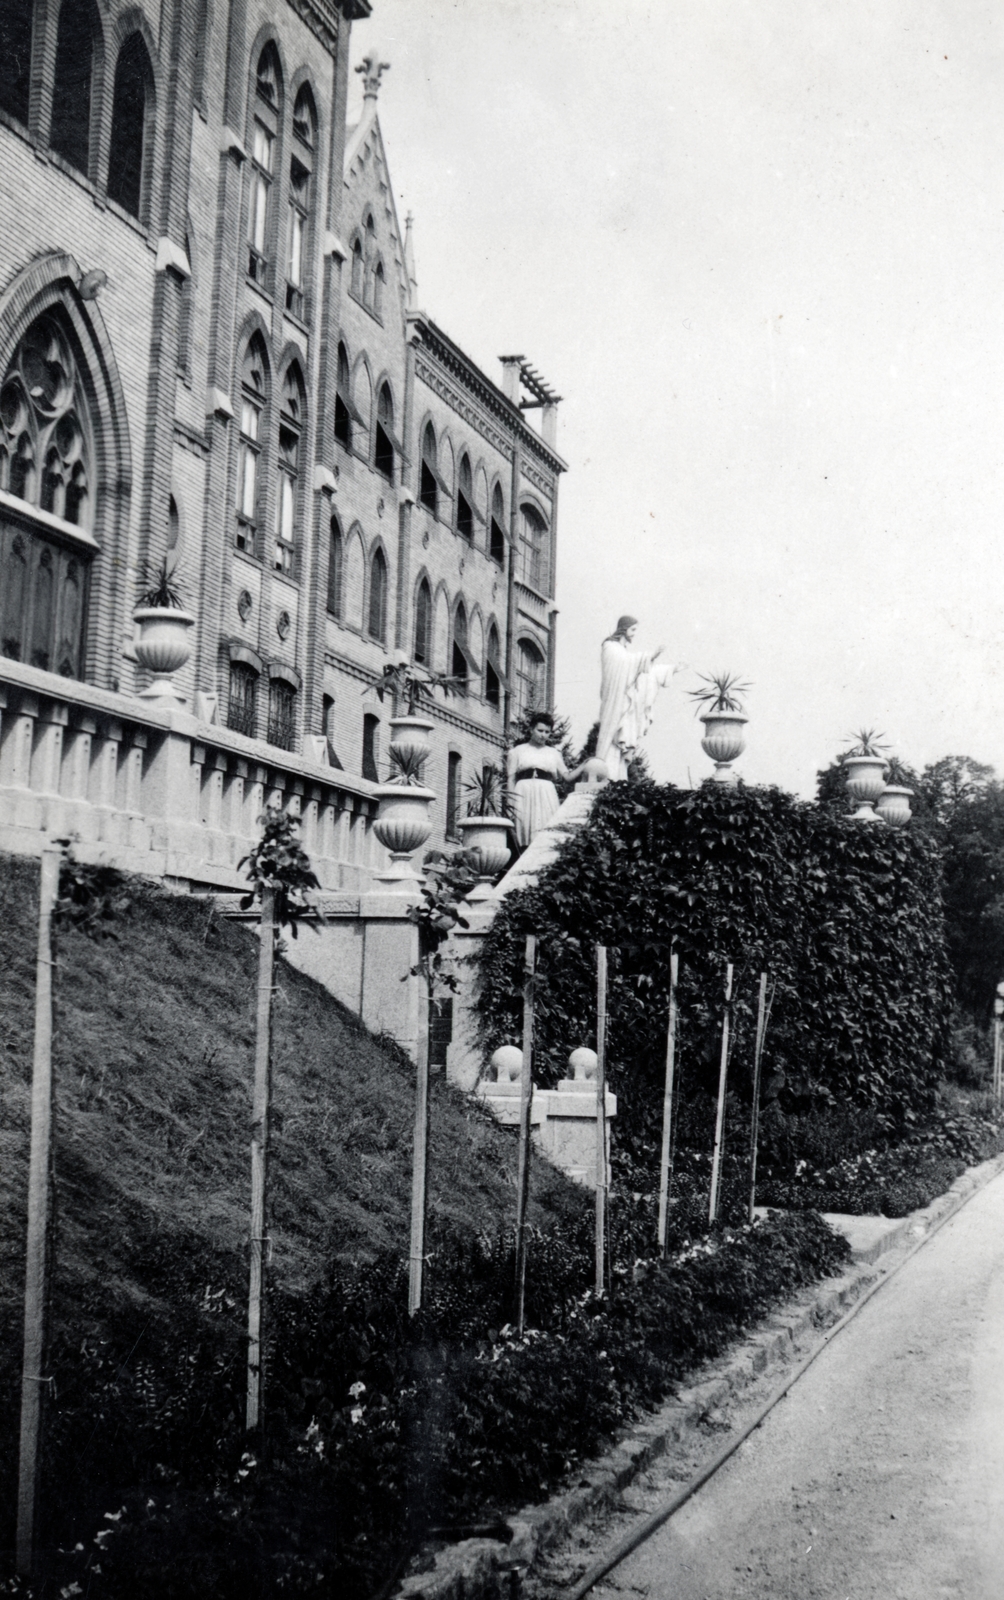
[475,782,952,1149]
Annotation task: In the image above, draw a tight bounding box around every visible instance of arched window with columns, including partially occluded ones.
[1,312,95,678]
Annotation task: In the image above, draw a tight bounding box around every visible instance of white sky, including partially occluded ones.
[349,0,1004,797]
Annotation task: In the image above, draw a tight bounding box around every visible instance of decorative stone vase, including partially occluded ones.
[372,783,435,894]
[876,784,913,827]
[133,607,196,700]
[456,815,512,900]
[700,711,747,784]
[843,754,888,822]
[389,715,436,768]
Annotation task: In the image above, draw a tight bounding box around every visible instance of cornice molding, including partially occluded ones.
[409,314,566,477]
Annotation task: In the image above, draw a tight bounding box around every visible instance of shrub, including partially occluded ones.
[475,782,953,1157]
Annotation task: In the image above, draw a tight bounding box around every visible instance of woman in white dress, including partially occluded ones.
[507,712,584,849]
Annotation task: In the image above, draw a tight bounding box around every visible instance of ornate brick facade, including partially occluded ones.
[0,1,565,853]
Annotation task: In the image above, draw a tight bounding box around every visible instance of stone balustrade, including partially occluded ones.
[477,1045,617,1189]
[0,657,381,892]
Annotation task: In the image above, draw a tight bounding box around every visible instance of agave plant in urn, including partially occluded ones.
[372,747,436,896]
[456,763,512,900]
[133,549,195,701]
[688,671,750,784]
[374,652,460,768]
[842,730,889,823]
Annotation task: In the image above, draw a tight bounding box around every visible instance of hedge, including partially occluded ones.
[475,781,953,1152]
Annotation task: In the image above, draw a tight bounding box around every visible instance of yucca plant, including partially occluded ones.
[386,747,430,786]
[845,729,889,759]
[687,670,751,716]
[136,547,187,609]
[463,764,511,818]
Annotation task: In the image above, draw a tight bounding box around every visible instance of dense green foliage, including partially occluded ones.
[476,782,953,1156]
[23,1211,847,1600]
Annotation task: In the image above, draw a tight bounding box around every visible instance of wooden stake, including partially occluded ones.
[747,973,769,1224]
[17,843,61,1576]
[995,1015,1002,1108]
[514,935,537,1336]
[708,961,733,1224]
[246,884,274,1430]
[407,974,432,1316]
[657,949,680,1256]
[595,946,608,1297]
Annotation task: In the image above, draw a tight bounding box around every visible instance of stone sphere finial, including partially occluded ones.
[491,1045,523,1084]
[568,1047,598,1082]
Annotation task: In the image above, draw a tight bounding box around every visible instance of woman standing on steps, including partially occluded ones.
[506,712,584,850]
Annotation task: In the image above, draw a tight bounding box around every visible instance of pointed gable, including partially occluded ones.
[343,108,410,323]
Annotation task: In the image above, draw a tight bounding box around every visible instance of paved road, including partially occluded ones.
[596,1171,1004,1600]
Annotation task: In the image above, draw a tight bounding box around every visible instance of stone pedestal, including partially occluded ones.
[477,1046,616,1189]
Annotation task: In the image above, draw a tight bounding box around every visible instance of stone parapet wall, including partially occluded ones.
[0,657,380,893]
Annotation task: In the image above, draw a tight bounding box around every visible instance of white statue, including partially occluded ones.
[597,616,685,780]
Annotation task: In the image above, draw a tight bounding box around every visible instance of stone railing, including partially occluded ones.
[0,658,381,892]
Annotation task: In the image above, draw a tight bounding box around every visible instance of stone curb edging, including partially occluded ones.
[396,1148,1004,1600]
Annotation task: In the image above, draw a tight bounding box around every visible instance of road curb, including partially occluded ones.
[397,1149,1004,1600]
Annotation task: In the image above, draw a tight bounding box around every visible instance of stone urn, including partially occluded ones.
[372,783,434,893]
[389,715,436,768]
[456,815,512,900]
[843,754,888,822]
[133,607,195,700]
[876,784,913,827]
[700,711,747,784]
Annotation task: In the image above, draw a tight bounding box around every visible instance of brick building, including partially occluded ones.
[0,0,565,859]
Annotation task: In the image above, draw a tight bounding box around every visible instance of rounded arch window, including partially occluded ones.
[518,503,548,593]
[516,638,546,716]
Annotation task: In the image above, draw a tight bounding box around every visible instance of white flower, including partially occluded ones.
[348,1381,366,1398]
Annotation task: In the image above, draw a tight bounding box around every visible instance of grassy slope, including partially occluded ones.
[0,851,586,1353]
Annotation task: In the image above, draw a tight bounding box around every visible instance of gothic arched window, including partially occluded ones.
[375,382,394,481]
[420,423,438,513]
[368,546,387,641]
[363,214,377,307]
[248,44,281,287]
[335,342,352,449]
[108,33,154,219]
[51,0,98,176]
[327,517,343,617]
[486,623,503,710]
[490,483,506,565]
[351,236,364,298]
[0,313,95,678]
[457,454,474,542]
[452,601,469,691]
[236,334,269,551]
[274,363,304,574]
[0,0,33,125]
[287,85,316,318]
[414,577,432,665]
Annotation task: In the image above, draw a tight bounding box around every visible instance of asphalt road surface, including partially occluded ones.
[543,1172,1004,1600]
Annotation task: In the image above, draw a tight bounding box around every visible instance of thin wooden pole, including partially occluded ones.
[708,961,733,1224]
[407,973,432,1316]
[17,843,61,1576]
[747,973,769,1224]
[995,1014,1002,1107]
[657,949,680,1256]
[514,935,537,1336]
[246,884,275,1431]
[595,946,608,1297]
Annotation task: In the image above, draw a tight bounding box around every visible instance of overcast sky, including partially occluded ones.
[349,0,1004,797]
